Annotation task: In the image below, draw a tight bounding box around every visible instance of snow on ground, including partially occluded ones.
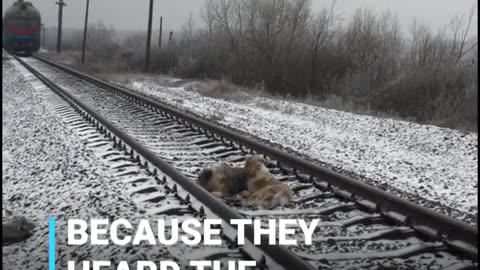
[119,77,477,223]
[2,56,179,269]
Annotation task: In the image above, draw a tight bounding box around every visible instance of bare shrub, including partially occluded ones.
[150,47,180,73]
[452,82,478,130]
[42,1,478,131]
[85,22,120,59]
[255,100,281,111]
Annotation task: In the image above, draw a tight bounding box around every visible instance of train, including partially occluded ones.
[2,0,42,56]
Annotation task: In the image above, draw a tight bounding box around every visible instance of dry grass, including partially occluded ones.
[194,79,253,102]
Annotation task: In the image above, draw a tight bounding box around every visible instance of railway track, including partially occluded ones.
[8,54,284,270]
[11,54,478,270]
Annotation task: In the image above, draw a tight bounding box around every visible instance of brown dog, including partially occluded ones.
[198,162,247,198]
[243,155,294,208]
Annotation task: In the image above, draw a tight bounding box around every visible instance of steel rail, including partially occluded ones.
[15,55,317,270]
[33,55,478,259]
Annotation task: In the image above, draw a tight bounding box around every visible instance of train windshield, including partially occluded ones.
[6,17,40,28]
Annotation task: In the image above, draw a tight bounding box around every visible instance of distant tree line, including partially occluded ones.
[44,0,478,130]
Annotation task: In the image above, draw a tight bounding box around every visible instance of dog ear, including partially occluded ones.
[203,168,213,178]
[261,157,269,166]
[198,168,213,188]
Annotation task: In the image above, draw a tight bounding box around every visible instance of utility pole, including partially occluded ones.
[145,0,154,72]
[41,23,46,49]
[81,0,90,63]
[168,31,173,45]
[158,16,163,48]
[55,0,66,53]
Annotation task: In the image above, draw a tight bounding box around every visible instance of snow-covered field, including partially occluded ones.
[114,76,477,224]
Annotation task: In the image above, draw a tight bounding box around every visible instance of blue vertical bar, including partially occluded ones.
[49,217,56,270]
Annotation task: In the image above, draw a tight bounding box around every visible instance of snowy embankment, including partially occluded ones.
[121,78,477,224]
[2,56,175,268]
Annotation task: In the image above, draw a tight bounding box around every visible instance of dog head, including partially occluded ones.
[244,155,269,177]
[197,168,213,190]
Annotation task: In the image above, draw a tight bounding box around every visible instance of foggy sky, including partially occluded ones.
[3,0,478,37]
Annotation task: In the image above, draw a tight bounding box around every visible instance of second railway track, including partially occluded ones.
[12,54,478,270]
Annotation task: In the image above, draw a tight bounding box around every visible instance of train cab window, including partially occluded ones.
[6,18,40,28]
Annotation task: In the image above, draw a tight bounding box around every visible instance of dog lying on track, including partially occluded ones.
[198,156,294,209]
[243,155,294,209]
[197,162,247,198]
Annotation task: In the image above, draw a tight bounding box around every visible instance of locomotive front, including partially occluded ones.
[2,0,42,55]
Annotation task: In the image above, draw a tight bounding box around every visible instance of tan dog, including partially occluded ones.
[244,155,294,208]
[198,162,247,198]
